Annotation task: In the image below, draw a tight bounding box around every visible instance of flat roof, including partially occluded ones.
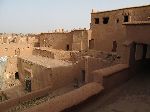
[123,21,150,25]
[19,55,72,68]
[92,5,150,14]
[34,47,80,53]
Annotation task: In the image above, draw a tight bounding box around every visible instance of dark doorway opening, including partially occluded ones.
[124,15,129,22]
[81,70,85,83]
[89,39,94,49]
[142,44,148,59]
[15,72,19,79]
[66,44,69,51]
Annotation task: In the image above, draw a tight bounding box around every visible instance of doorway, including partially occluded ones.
[89,39,94,49]
[15,72,19,79]
[66,44,70,51]
[81,70,85,83]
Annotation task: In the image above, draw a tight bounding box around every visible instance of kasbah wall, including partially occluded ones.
[39,29,90,51]
[39,32,73,50]
[17,57,82,91]
[1,5,150,112]
[90,5,150,61]
[18,57,52,91]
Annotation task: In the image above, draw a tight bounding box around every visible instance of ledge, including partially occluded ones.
[123,21,150,25]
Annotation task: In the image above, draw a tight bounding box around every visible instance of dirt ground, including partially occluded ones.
[73,69,150,112]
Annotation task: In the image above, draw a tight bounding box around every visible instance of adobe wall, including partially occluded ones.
[18,57,82,91]
[84,56,119,83]
[5,57,18,75]
[0,44,33,57]
[51,64,82,90]
[32,48,82,62]
[17,58,52,91]
[54,50,82,61]
[27,36,39,45]
[91,5,150,55]
[121,44,131,64]
[39,29,90,51]
[72,30,88,51]
[93,64,130,91]
[32,48,55,59]
[39,33,73,50]
[125,24,150,44]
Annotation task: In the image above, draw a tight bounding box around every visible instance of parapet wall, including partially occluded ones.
[84,55,120,83]
[33,48,81,62]
[93,64,130,90]
[23,82,103,112]
[0,86,51,112]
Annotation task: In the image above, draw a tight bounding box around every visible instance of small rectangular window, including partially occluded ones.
[124,15,129,22]
[103,17,109,24]
[95,18,99,24]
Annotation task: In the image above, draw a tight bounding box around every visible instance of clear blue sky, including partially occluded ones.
[0,0,150,33]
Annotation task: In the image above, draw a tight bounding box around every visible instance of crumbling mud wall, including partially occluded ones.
[39,33,73,50]
[23,82,103,112]
[32,48,55,59]
[32,48,82,62]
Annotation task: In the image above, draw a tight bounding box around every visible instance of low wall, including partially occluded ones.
[32,48,81,61]
[33,48,55,58]
[93,64,131,91]
[23,82,103,112]
[85,56,119,83]
[0,86,51,112]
